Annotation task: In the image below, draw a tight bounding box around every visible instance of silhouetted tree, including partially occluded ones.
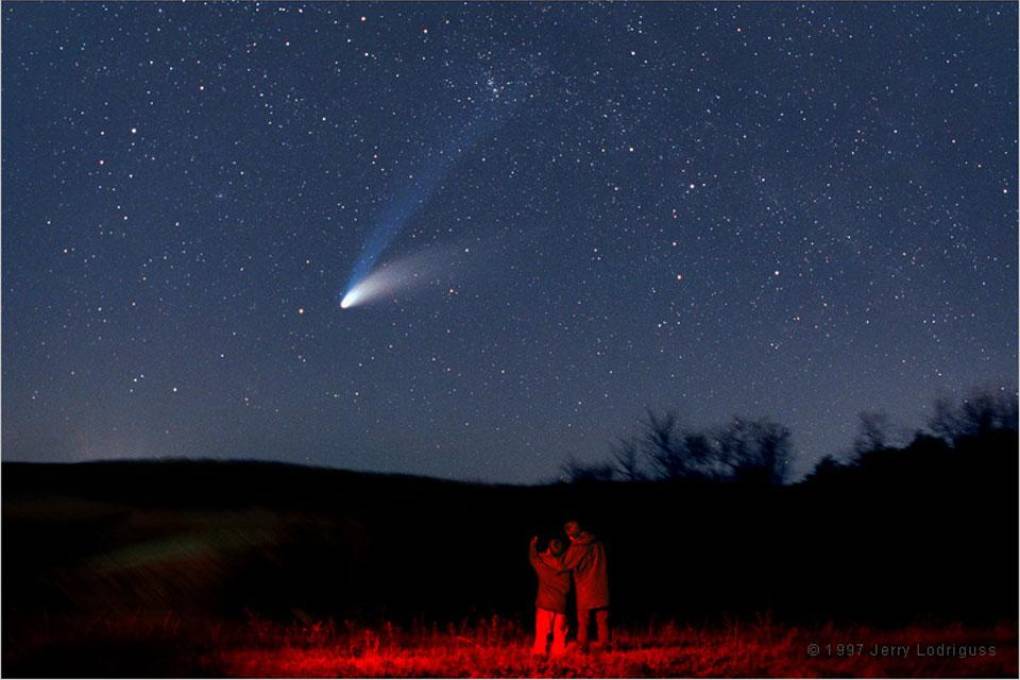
[560,456,616,483]
[612,410,792,484]
[927,387,1018,444]
[958,387,1018,438]
[631,409,730,480]
[928,396,960,444]
[853,410,892,455]
[611,438,646,481]
[640,409,689,479]
[805,454,845,482]
[723,417,792,485]
[564,385,1015,489]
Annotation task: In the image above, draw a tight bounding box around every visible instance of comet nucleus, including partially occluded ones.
[339,245,463,309]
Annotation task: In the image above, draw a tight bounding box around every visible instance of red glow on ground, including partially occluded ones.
[207,620,1018,678]
[5,614,1015,677]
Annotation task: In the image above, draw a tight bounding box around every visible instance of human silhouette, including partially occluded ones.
[561,520,610,650]
[528,535,570,655]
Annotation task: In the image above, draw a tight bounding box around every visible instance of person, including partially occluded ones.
[561,520,610,650]
[528,535,570,656]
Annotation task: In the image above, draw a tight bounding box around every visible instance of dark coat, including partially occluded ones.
[562,531,609,609]
[529,542,570,614]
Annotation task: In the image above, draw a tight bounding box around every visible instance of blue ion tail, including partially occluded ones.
[340,92,522,308]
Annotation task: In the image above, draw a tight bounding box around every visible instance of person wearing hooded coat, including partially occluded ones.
[560,520,610,649]
[528,535,570,655]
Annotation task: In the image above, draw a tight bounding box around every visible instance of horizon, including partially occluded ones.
[4,379,1015,486]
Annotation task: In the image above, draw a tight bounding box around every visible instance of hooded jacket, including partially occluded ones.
[561,531,609,609]
[529,542,570,614]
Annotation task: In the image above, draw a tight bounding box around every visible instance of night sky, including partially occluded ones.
[3,3,1016,483]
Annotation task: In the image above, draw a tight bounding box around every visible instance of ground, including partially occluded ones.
[5,615,1015,677]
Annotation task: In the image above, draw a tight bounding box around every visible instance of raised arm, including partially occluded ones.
[528,535,542,568]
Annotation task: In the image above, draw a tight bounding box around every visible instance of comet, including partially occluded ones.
[339,245,463,309]
[339,68,525,309]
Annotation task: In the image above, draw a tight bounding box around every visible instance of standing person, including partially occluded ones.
[561,520,610,651]
[528,535,570,656]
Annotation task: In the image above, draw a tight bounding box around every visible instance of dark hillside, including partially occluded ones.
[4,427,1016,634]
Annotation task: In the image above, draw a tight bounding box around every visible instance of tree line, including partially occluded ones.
[561,385,1018,485]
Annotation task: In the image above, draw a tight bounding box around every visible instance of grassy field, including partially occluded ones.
[210,619,1018,678]
[5,615,1015,677]
[4,459,1016,677]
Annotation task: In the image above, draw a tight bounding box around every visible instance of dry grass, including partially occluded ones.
[208,617,1017,678]
[4,613,1015,677]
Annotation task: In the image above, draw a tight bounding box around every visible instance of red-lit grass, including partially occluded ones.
[210,617,1017,678]
[4,613,1015,677]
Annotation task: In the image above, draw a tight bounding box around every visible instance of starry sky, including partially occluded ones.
[3,2,1017,483]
